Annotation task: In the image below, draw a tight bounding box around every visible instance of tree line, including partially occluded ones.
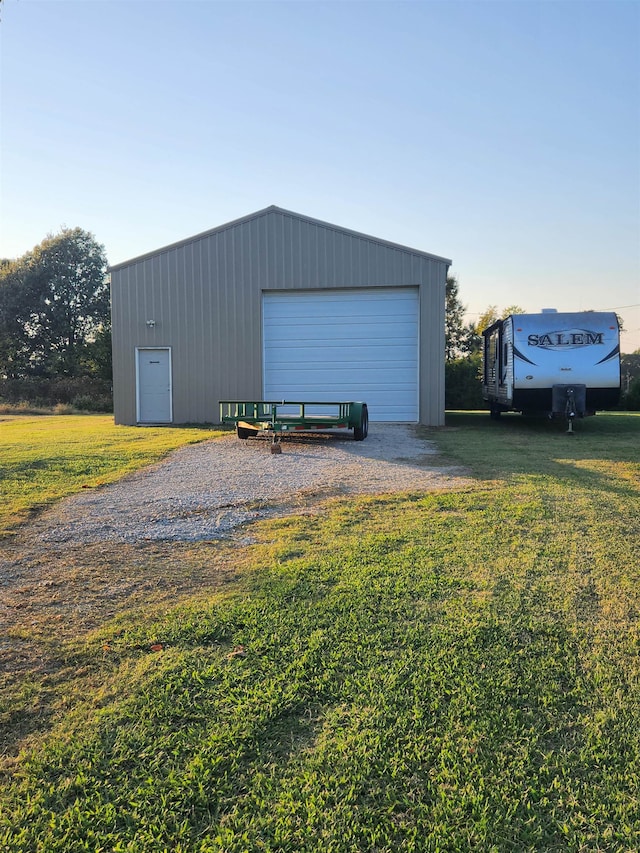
[1,229,638,412]
[0,228,112,410]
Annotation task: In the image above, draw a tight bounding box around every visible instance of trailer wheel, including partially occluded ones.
[354,404,369,441]
[489,406,502,420]
[237,426,251,440]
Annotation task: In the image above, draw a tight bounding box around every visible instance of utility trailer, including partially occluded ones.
[482,310,620,431]
[220,401,369,451]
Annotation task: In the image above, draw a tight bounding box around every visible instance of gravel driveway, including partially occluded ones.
[0,424,471,677]
[28,424,470,546]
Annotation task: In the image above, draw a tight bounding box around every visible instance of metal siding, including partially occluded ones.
[110,267,129,425]
[110,208,448,426]
[420,262,446,426]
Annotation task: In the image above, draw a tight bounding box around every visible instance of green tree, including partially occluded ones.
[445,352,483,409]
[80,323,113,381]
[444,280,484,408]
[464,304,527,355]
[0,255,40,378]
[445,275,468,361]
[445,302,528,409]
[0,228,109,379]
[621,352,640,410]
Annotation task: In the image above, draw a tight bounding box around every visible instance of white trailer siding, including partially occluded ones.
[511,313,621,390]
[483,312,621,416]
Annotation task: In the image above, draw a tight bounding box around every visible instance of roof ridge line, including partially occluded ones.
[108,206,451,271]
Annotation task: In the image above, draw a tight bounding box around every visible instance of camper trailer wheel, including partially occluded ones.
[490,406,502,420]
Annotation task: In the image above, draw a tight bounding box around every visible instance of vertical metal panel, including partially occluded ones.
[110,208,449,426]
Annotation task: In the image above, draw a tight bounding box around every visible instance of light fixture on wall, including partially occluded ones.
[146,319,156,328]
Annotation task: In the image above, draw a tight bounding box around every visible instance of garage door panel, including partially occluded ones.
[264,291,414,307]
[271,320,418,336]
[265,317,418,334]
[265,303,417,323]
[267,361,417,376]
[264,330,418,350]
[264,386,415,402]
[266,302,417,317]
[266,387,417,401]
[264,345,418,363]
[264,356,419,374]
[263,288,419,422]
[267,372,415,389]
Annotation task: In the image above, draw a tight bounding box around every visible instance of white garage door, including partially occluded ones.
[263,288,419,422]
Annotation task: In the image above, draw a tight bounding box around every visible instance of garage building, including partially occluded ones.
[109,206,451,426]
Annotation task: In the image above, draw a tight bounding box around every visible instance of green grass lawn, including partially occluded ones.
[1,412,639,852]
[0,415,225,536]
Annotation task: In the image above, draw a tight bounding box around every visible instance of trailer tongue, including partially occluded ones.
[220,401,369,452]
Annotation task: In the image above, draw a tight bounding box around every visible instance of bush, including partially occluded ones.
[71,394,113,413]
[445,355,484,410]
[622,376,640,411]
[0,376,112,411]
[0,400,51,415]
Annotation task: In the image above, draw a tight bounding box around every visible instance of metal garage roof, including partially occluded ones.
[108,205,452,272]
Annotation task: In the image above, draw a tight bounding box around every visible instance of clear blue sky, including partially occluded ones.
[2,0,639,351]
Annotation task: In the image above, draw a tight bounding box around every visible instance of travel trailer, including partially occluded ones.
[482,310,620,426]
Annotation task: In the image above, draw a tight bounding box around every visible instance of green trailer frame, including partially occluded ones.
[220,401,369,443]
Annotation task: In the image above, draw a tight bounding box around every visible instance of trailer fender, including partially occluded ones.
[351,403,369,441]
[237,421,259,440]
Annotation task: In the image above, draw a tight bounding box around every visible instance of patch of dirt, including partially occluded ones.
[0,538,252,687]
[0,424,472,686]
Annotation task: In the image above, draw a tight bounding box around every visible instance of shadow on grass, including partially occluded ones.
[446,410,639,436]
[426,412,640,496]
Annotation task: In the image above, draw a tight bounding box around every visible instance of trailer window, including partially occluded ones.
[501,341,508,383]
[484,331,498,385]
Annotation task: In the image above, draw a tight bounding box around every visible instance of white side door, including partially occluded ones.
[136,348,172,423]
